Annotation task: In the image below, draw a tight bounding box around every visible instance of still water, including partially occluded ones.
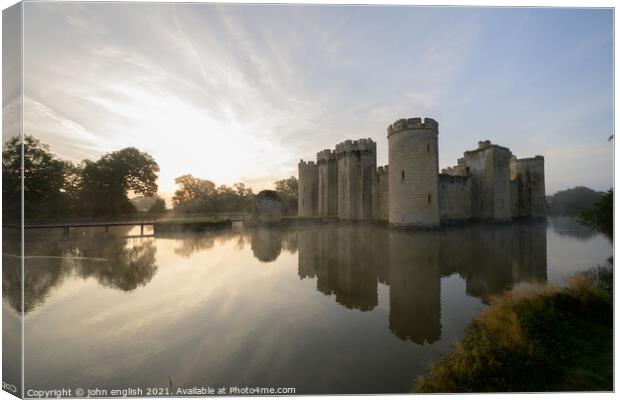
[2,217,612,394]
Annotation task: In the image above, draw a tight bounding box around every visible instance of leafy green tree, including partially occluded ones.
[579,189,613,239]
[2,135,74,220]
[172,175,254,213]
[79,147,159,217]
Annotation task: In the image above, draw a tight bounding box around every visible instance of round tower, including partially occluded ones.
[388,117,440,227]
[298,160,318,217]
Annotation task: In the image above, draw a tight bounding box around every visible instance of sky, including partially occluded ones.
[11,3,614,203]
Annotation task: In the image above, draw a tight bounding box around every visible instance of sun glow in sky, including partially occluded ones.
[11,3,614,203]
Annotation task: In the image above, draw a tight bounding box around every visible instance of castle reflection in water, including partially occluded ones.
[3,221,547,345]
[294,222,547,344]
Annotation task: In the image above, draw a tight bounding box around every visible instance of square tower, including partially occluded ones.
[335,139,377,220]
[463,141,512,221]
[512,156,546,219]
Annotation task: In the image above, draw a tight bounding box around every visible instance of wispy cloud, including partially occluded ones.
[21,4,613,199]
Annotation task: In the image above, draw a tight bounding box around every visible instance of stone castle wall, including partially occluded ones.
[513,156,546,219]
[298,160,318,217]
[335,139,376,220]
[317,149,338,217]
[376,166,389,222]
[296,117,545,225]
[463,141,512,222]
[438,174,472,223]
[387,118,440,227]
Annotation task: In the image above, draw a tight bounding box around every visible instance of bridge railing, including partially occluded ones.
[3,215,158,228]
[3,212,250,228]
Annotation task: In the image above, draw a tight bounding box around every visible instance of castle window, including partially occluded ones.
[465,167,470,175]
[401,170,405,181]
[532,181,536,186]
[427,194,432,204]
[427,143,430,153]
[480,200,483,209]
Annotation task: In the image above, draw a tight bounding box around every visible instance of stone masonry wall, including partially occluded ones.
[297,118,545,226]
[388,118,440,227]
[438,174,472,222]
[317,149,338,217]
[298,160,318,217]
[463,141,512,221]
[335,139,377,220]
[376,166,389,221]
[514,156,546,218]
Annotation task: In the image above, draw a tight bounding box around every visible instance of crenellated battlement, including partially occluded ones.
[442,157,469,176]
[316,149,336,164]
[296,116,546,223]
[298,159,317,170]
[335,138,377,158]
[387,117,438,137]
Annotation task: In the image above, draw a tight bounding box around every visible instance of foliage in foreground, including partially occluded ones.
[415,270,613,393]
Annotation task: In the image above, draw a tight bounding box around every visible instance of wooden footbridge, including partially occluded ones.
[3,213,248,235]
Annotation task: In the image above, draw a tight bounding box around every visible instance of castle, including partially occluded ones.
[298,117,545,227]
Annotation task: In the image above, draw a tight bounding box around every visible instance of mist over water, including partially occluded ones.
[3,217,611,394]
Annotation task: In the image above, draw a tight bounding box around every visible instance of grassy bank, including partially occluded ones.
[415,269,613,393]
[153,217,232,233]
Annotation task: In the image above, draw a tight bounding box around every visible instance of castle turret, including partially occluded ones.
[317,149,338,217]
[298,160,318,217]
[387,117,440,227]
[335,138,377,220]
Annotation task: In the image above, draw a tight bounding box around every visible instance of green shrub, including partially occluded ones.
[415,276,612,393]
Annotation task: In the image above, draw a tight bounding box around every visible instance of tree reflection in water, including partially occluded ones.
[3,227,158,315]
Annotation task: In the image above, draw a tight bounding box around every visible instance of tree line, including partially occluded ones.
[2,135,298,220]
[171,174,298,215]
[545,186,613,239]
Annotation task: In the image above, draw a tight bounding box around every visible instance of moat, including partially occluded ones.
[3,217,612,394]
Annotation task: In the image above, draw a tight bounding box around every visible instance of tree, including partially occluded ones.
[2,135,74,220]
[274,176,298,215]
[546,186,605,216]
[172,175,254,213]
[579,189,613,239]
[79,147,159,217]
[172,174,217,212]
[147,196,167,214]
[275,176,298,199]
